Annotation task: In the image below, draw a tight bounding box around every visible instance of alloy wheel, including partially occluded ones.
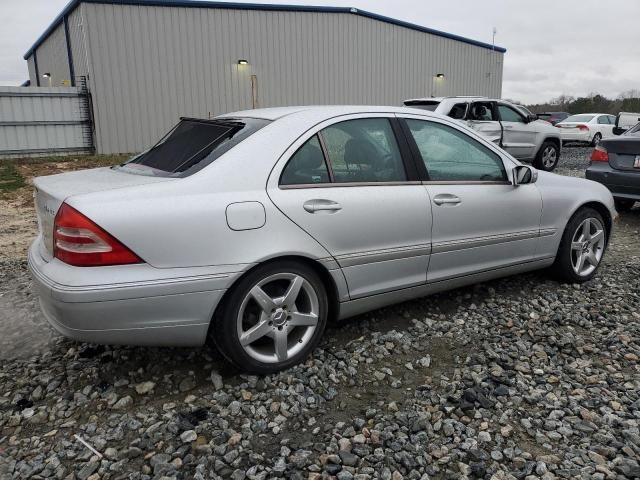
[570,217,605,277]
[236,273,319,364]
[541,146,557,169]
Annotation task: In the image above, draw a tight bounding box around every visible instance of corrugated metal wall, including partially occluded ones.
[82,3,503,153]
[30,2,504,154]
[0,87,92,158]
[30,24,72,88]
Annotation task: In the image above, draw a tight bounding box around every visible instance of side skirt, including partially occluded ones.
[337,257,555,320]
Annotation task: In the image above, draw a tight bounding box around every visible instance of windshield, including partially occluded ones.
[119,117,270,177]
[563,114,595,123]
[625,123,640,136]
[404,100,440,112]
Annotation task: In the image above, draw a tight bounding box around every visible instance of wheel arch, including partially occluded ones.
[542,136,561,150]
[208,255,342,340]
[570,201,613,243]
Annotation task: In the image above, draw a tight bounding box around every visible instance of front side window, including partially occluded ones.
[498,105,525,123]
[280,135,330,185]
[406,119,507,182]
[321,118,406,183]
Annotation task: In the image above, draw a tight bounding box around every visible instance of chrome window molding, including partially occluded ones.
[279,181,423,189]
[421,180,512,186]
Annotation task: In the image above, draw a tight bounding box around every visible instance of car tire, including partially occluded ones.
[533,141,559,171]
[211,261,328,374]
[614,198,635,212]
[551,207,607,283]
[591,133,602,146]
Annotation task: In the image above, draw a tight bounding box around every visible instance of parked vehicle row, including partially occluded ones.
[28,105,616,372]
[403,97,562,171]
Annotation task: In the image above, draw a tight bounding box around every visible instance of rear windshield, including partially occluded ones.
[119,117,270,177]
[625,123,640,136]
[564,114,595,123]
[404,101,440,112]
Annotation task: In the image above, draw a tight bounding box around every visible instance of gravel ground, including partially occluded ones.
[2,147,640,480]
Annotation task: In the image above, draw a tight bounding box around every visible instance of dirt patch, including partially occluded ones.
[0,155,128,260]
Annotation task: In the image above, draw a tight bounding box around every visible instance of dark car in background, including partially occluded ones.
[537,112,570,126]
[586,122,640,211]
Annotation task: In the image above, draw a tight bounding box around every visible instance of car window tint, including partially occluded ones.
[124,118,269,176]
[406,119,507,182]
[321,118,406,183]
[469,103,496,121]
[447,103,468,120]
[498,105,525,123]
[597,116,609,124]
[280,135,330,185]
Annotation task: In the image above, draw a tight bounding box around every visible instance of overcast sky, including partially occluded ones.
[2,0,639,104]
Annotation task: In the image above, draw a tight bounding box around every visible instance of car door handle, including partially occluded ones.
[433,194,461,206]
[303,199,342,213]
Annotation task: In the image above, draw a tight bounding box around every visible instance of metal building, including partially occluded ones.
[24,0,506,154]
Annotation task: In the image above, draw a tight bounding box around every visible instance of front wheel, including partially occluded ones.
[211,261,328,374]
[533,142,559,171]
[551,208,607,283]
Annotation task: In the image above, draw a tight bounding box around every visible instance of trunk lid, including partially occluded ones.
[34,167,173,260]
[600,138,640,172]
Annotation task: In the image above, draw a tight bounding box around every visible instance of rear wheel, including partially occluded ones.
[552,207,607,283]
[211,261,328,373]
[614,198,635,212]
[591,132,602,146]
[533,142,559,171]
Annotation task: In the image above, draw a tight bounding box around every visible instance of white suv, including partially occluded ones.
[404,97,563,171]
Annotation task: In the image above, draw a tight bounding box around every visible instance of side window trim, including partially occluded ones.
[316,132,335,183]
[389,117,421,181]
[397,116,511,185]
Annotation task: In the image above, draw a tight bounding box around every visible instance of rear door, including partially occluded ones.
[268,114,432,299]
[465,101,502,145]
[597,115,614,138]
[496,103,538,159]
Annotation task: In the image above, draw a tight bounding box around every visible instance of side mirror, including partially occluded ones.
[613,127,626,136]
[512,165,538,186]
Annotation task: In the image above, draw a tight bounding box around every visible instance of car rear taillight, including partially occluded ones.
[577,124,589,131]
[590,145,609,163]
[53,203,142,267]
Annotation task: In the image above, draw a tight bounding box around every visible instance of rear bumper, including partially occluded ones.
[559,131,591,143]
[586,163,640,200]
[28,238,244,346]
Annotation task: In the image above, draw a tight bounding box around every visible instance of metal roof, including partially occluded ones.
[23,0,507,60]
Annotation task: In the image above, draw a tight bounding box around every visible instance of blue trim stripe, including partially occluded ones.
[24,0,507,60]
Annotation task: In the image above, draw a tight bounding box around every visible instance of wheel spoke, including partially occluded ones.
[250,286,277,313]
[274,330,288,362]
[591,229,604,244]
[582,219,591,240]
[282,276,304,309]
[587,251,599,267]
[240,320,271,346]
[571,241,583,251]
[574,253,585,273]
[288,311,318,327]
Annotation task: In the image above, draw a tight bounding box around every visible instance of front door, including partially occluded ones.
[497,103,539,159]
[268,115,432,299]
[400,115,542,282]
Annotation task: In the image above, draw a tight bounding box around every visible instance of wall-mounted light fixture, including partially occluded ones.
[237,59,249,65]
[42,73,51,78]
[435,73,445,79]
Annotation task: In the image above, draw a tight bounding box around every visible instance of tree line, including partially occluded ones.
[524,90,640,115]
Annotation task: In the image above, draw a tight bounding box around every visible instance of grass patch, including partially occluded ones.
[0,163,26,193]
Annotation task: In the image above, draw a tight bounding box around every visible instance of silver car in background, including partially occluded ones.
[29,106,615,373]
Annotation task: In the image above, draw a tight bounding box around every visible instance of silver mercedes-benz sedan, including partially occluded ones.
[29,106,616,373]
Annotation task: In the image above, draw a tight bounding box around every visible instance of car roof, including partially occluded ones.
[404,96,489,103]
[220,105,447,121]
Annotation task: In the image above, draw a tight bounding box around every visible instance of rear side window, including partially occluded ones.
[448,103,468,120]
[406,119,506,182]
[322,118,406,183]
[597,116,609,124]
[123,117,269,176]
[280,135,330,185]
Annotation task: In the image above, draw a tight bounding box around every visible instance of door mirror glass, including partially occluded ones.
[512,165,537,185]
